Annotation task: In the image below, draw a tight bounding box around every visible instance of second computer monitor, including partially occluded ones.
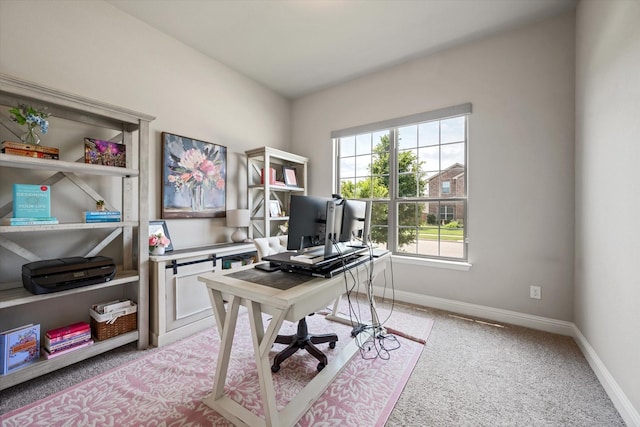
[339,199,371,245]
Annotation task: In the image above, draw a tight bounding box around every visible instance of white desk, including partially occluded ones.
[198,253,389,427]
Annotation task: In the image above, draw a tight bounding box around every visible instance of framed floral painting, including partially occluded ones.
[161,132,227,219]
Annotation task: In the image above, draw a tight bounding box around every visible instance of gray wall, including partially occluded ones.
[292,12,576,322]
[575,0,640,415]
[0,0,291,252]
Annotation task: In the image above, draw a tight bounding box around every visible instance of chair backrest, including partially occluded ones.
[253,235,288,261]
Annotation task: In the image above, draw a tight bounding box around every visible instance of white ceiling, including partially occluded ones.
[107,0,577,99]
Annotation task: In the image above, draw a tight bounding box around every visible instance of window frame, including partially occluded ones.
[332,103,471,262]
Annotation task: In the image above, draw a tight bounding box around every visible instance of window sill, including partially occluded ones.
[392,255,472,271]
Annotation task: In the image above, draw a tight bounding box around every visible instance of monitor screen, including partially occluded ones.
[287,194,345,257]
[339,199,371,244]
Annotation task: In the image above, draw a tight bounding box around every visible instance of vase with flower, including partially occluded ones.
[9,104,50,145]
[149,232,171,255]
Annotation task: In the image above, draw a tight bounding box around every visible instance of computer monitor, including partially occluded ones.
[287,194,345,258]
[339,199,371,245]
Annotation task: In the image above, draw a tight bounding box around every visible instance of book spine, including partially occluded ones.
[3,217,58,222]
[0,334,7,374]
[3,219,59,225]
[2,148,59,159]
[46,335,92,352]
[1,141,59,154]
[84,211,122,218]
[42,340,94,359]
[46,322,90,339]
[45,329,91,346]
[83,218,121,223]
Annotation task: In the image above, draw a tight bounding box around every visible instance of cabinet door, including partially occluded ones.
[165,257,217,331]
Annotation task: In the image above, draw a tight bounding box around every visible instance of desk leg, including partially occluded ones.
[213,294,241,400]
[247,300,288,427]
[208,288,227,338]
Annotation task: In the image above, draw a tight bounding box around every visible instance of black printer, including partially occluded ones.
[22,256,117,295]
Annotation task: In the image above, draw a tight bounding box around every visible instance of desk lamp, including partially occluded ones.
[227,209,250,243]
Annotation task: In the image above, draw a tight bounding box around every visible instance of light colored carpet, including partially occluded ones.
[0,300,625,426]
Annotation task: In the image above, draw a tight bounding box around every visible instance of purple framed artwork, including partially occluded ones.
[84,138,126,168]
[161,132,227,219]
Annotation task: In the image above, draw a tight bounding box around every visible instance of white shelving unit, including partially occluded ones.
[0,74,154,390]
[245,146,308,239]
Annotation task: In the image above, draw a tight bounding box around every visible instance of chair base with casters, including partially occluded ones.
[271,314,338,372]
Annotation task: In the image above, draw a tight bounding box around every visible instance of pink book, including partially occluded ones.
[46,322,90,339]
[41,340,94,360]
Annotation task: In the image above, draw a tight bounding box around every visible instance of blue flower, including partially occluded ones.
[9,104,50,134]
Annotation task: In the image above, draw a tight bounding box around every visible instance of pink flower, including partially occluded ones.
[149,233,171,250]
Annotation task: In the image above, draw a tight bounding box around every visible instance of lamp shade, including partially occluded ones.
[226,209,250,228]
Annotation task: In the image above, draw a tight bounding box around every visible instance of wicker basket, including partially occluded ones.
[90,301,137,341]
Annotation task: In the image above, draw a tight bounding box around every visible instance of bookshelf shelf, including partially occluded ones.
[0,271,140,309]
[0,331,138,390]
[0,153,139,177]
[0,221,137,233]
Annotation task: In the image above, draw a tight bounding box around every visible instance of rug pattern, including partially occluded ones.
[3,304,432,427]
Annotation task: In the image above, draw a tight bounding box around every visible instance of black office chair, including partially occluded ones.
[252,237,338,372]
[271,315,338,372]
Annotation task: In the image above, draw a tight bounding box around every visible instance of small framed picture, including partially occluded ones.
[84,138,127,168]
[149,220,173,251]
[269,200,281,217]
[283,167,298,187]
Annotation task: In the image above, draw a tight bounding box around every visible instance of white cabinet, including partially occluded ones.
[149,243,256,347]
[0,74,154,390]
[245,146,308,239]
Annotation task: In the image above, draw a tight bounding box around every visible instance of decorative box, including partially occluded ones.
[90,300,137,341]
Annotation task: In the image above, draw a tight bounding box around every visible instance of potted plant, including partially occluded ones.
[96,200,106,211]
[149,232,171,255]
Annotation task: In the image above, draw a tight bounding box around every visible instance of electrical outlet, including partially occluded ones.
[530,285,541,300]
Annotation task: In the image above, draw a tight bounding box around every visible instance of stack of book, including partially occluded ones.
[1,141,59,160]
[2,217,59,226]
[42,322,93,360]
[0,324,41,374]
[3,183,58,226]
[83,211,121,223]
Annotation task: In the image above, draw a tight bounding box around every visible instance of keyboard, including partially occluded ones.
[297,254,371,278]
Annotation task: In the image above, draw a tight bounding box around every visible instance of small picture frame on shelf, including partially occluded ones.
[84,138,126,168]
[149,220,173,251]
[269,200,281,217]
[283,167,298,187]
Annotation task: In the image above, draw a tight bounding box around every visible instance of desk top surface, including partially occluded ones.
[198,252,389,311]
[227,268,314,290]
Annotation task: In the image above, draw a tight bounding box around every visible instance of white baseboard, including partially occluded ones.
[572,327,640,427]
[372,287,575,335]
[373,287,640,427]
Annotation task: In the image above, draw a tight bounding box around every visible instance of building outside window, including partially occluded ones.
[333,103,470,261]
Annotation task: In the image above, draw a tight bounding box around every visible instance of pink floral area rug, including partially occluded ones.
[2,303,433,427]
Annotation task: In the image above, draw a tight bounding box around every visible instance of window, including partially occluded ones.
[333,103,470,261]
